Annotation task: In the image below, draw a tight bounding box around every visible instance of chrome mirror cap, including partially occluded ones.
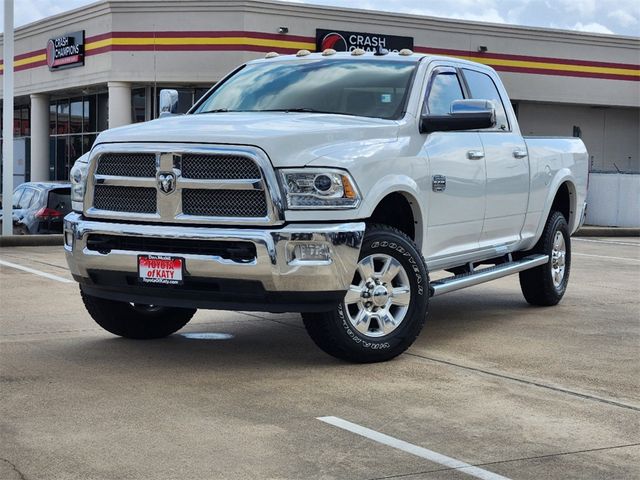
[159,89,179,117]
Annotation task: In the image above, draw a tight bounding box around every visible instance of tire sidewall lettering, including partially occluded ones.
[340,233,428,351]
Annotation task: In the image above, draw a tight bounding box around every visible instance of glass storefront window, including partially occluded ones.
[70,98,83,134]
[132,88,146,123]
[84,96,96,133]
[82,134,96,155]
[57,100,70,135]
[49,92,107,180]
[50,103,57,134]
[21,107,30,136]
[97,93,108,131]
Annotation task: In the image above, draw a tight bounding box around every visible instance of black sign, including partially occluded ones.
[316,29,413,53]
[46,31,85,71]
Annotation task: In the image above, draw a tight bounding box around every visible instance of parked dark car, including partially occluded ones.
[0,182,72,234]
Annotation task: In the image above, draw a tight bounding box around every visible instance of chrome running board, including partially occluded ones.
[430,254,549,297]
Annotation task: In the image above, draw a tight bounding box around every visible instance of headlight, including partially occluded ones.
[70,155,90,212]
[280,169,361,209]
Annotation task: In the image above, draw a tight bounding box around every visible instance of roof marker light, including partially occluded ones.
[265,51,280,59]
[351,48,366,56]
[398,49,413,56]
[296,49,311,57]
[322,48,337,56]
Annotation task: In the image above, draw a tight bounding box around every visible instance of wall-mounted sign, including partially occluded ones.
[46,31,85,71]
[316,29,413,53]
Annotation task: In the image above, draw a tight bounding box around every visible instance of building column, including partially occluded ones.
[107,81,131,128]
[29,93,50,182]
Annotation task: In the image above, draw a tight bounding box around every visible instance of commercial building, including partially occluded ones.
[1,0,639,225]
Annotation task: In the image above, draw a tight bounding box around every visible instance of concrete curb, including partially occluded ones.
[0,234,64,247]
[575,226,640,237]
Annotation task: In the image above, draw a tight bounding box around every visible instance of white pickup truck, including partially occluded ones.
[65,49,588,363]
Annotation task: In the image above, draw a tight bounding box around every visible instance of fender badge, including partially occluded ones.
[432,175,446,192]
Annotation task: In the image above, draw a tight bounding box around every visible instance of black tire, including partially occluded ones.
[519,211,571,306]
[80,287,196,339]
[302,224,429,363]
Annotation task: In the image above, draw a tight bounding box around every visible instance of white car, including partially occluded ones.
[65,49,588,363]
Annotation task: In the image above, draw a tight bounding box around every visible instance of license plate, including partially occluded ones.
[138,255,184,285]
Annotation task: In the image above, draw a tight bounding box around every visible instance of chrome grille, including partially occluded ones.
[96,153,156,177]
[93,186,157,214]
[182,189,268,217]
[181,154,261,179]
[87,145,280,225]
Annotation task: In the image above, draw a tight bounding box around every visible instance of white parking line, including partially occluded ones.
[0,258,73,283]
[573,252,640,262]
[317,416,512,480]
[574,238,639,247]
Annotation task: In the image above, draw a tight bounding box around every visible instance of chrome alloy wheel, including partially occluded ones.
[551,231,567,288]
[343,253,411,338]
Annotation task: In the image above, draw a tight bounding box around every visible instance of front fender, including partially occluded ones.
[361,175,425,249]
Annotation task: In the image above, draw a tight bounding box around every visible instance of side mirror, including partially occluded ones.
[159,89,179,118]
[420,99,496,133]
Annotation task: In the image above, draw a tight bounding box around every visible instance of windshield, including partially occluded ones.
[194,59,417,120]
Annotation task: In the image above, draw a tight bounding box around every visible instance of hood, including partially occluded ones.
[95,112,399,167]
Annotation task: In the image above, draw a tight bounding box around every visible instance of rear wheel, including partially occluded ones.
[519,211,571,306]
[80,287,195,339]
[302,224,429,363]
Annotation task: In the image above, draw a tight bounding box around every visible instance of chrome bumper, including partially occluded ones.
[64,213,364,311]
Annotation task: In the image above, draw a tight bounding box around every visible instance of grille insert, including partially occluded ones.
[86,234,256,262]
[96,153,156,177]
[181,154,261,180]
[182,189,268,217]
[93,186,157,214]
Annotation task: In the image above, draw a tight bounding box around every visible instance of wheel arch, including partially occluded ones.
[537,171,579,240]
[365,188,424,251]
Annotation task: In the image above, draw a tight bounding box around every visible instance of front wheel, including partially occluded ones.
[302,224,429,363]
[519,211,571,306]
[80,287,196,339]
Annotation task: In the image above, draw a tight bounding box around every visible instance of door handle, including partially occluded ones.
[513,149,528,159]
[467,150,485,160]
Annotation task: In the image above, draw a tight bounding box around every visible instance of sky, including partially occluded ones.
[0,0,639,36]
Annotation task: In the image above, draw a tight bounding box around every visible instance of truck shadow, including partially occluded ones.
[61,287,536,369]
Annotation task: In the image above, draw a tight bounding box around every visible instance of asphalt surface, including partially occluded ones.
[1,237,638,480]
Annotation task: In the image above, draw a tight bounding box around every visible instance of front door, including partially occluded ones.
[421,67,487,260]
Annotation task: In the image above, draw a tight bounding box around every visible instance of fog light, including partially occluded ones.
[291,243,331,263]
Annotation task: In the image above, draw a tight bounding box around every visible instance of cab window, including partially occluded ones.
[425,72,465,115]
[462,69,510,131]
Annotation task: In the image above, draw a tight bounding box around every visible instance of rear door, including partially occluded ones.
[461,68,529,247]
[421,66,487,259]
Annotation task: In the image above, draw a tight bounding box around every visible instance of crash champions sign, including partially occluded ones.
[46,31,85,71]
[316,29,413,53]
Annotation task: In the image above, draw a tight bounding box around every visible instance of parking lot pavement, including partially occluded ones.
[1,238,638,480]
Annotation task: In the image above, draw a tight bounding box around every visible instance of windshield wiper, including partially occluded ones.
[260,108,334,114]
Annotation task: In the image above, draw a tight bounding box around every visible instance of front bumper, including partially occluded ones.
[64,213,365,312]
